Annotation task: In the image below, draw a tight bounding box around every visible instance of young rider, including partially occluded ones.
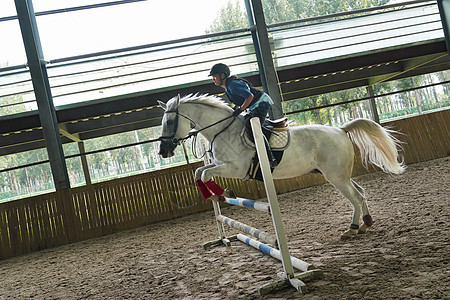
[209,63,278,168]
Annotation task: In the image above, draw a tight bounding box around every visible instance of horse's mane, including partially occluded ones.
[170,93,232,112]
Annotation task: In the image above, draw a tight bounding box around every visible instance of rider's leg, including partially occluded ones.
[249,108,278,167]
[263,135,278,168]
[249,106,278,168]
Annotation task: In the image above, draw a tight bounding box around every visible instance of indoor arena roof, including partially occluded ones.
[0,0,448,156]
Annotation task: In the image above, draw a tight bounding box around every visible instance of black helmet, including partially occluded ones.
[209,63,230,77]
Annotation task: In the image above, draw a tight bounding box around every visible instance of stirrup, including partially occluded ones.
[270,158,278,168]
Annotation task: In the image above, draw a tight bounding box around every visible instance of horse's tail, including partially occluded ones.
[341,118,405,175]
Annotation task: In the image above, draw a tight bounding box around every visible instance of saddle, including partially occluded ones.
[265,117,289,129]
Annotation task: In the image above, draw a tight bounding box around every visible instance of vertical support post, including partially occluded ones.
[250,117,294,279]
[77,142,92,185]
[14,0,70,190]
[244,0,268,92]
[212,201,227,241]
[202,199,233,249]
[437,0,450,58]
[366,86,380,124]
[245,0,284,119]
[182,142,190,165]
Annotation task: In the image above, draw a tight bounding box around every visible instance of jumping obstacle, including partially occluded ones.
[203,117,322,295]
[217,215,277,247]
[219,196,270,213]
[237,234,312,272]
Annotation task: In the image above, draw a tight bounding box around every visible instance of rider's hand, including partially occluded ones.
[232,108,242,117]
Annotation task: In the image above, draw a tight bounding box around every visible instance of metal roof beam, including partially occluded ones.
[369,53,448,85]
[437,0,450,57]
[246,0,284,119]
[14,0,70,190]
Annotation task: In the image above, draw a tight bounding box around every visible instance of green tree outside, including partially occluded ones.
[1,0,448,201]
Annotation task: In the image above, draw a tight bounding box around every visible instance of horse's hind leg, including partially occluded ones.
[351,179,373,234]
[325,174,366,240]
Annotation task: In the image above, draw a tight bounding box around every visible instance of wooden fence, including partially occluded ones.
[1,109,449,259]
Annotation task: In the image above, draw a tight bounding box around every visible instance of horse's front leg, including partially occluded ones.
[194,163,215,181]
[200,163,237,182]
[194,164,235,199]
[200,163,238,198]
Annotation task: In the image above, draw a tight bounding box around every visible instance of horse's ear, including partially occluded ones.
[176,94,181,106]
[158,100,167,111]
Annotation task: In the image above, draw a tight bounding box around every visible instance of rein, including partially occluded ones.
[196,116,236,159]
[184,114,235,142]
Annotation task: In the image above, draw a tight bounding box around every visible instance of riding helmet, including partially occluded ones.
[209,63,230,77]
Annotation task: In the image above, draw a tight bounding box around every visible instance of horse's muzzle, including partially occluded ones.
[159,140,177,158]
[159,147,174,158]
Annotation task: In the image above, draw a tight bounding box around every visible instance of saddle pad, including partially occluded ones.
[269,129,290,150]
[242,127,290,151]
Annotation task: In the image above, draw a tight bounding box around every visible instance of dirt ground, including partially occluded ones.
[1,157,449,300]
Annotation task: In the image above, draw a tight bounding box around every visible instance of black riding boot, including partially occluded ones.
[263,135,278,168]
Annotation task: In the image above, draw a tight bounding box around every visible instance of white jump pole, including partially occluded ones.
[204,118,322,295]
[203,196,272,249]
[249,117,324,295]
[250,117,296,279]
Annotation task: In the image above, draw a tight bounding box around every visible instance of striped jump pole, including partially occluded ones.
[238,234,323,295]
[217,215,277,247]
[237,233,312,272]
[219,197,270,213]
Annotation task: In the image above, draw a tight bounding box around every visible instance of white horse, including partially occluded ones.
[158,94,405,239]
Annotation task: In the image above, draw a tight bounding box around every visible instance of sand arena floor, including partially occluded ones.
[0,157,449,299]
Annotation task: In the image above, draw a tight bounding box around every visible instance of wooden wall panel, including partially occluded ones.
[1,110,448,259]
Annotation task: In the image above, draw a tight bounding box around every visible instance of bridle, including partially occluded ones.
[160,108,195,143]
[160,106,236,158]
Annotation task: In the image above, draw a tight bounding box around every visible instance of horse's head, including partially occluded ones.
[158,95,191,158]
[158,93,234,158]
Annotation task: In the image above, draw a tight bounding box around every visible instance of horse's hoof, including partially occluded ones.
[363,215,374,227]
[340,229,358,240]
[358,223,371,234]
[208,195,220,202]
[223,188,236,198]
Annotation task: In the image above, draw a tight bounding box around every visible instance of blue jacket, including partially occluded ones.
[224,77,263,107]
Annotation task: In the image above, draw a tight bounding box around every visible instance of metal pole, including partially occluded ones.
[78,142,92,185]
[181,142,190,165]
[245,0,284,119]
[244,0,268,92]
[437,0,450,58]
[366,86,380,123]
[14,0,70,190]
